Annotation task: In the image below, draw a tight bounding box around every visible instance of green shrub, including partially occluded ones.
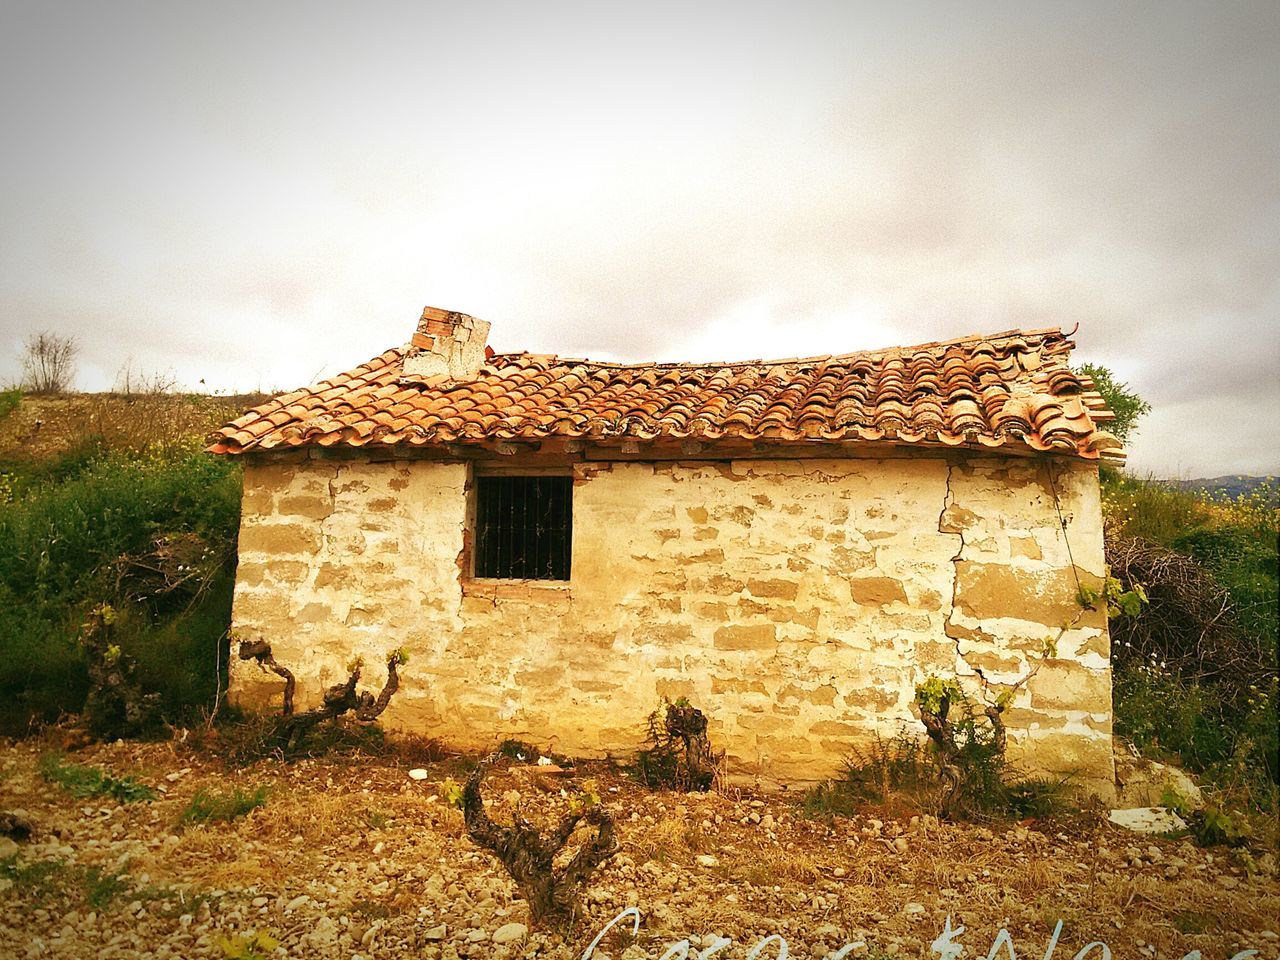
[1105,473,1278,809]
[177,785,269,826]
[0,442,240,601]
[38,754,159,802]
[0,442,241,733]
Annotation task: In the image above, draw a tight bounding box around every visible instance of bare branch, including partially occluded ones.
[21,332,79,394]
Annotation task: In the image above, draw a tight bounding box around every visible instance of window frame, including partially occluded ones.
[466,464,575,584]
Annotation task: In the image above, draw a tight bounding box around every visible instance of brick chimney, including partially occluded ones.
[402,306,491,381]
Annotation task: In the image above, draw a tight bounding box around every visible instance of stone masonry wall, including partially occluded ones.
[229,453,1113,796]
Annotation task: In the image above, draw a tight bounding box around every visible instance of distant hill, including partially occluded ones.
[1168,474,1279,502]
[0,391,265,462]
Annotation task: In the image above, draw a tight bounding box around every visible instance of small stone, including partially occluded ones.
[903,903,926,915]
[423,924,447,941]
[493,923,527,944]
[696,854,719,868]
[408,769,430,781]
[251,897,268,908]
[285,894,310,911]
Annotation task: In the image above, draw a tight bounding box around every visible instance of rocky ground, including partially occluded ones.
[1,737,1277,960]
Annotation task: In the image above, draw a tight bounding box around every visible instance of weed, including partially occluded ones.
[0,855,69,903]
[38,754,158,802]
[217,929,280,960]
[82,865,132,908]
[136,883,222,918]
[841,731,938,807]
[178,785,270,826]
[1188,804,1252,848]
[361,808,391,830]
[1172,910,1219,935]
[799,732,941,821]
[799,729,1073,823]
[1,855,131,909]
[799,779,865,821]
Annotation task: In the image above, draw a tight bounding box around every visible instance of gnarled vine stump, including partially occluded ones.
[460,756,617,928]
[237,640,404,754]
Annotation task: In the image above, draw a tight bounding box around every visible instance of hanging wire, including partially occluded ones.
[1045,459,1084,599]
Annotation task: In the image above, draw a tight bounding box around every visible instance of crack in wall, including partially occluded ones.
[938,460,987,686]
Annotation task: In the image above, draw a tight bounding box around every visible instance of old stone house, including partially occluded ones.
[212,307,1124,795]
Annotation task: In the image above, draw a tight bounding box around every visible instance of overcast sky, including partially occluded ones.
[1,1,1276,477]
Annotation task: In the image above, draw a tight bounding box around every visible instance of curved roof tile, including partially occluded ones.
[208,327,1119,460]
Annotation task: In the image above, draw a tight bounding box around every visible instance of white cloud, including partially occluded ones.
[0,0,1276,476]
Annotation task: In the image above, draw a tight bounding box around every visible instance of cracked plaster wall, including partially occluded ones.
[229,454,1112,795]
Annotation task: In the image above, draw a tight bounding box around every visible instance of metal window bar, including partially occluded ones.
[474,476,572,580]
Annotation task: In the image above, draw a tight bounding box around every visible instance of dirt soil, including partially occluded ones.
[1,738,1277,960]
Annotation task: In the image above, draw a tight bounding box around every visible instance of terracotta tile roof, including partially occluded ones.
[209,327,1121,459]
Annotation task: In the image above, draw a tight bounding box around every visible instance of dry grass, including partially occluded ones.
[0,392,266,461]
[730,843,826,886]
[628,816,713,864]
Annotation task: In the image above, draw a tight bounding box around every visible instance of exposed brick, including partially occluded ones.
[277,494,333,521]
[746,578,799,601]
[849,576,908,606]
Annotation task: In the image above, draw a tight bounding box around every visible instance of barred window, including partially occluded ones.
[473,475,572,580]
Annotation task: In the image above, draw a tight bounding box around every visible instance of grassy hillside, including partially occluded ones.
[0,390,261,734]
